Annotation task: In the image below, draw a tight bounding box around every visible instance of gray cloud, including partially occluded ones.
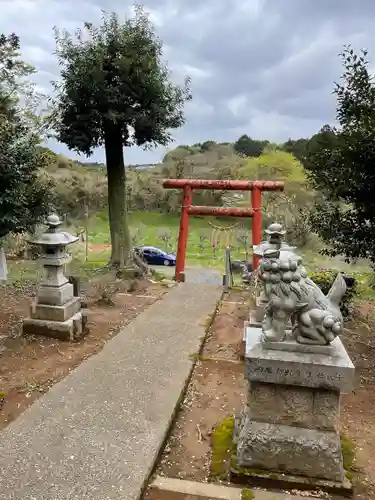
[0,0,374,163]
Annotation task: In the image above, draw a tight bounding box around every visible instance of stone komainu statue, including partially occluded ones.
[258,248,347,345]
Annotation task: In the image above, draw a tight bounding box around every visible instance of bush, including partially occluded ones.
[57,155,71,169]
[308,269,357,318]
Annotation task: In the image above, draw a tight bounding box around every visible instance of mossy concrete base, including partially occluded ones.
[210,414,354,498]
[231,414,354,497]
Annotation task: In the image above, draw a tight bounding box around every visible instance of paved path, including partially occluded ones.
[151,264,222,285]
[0,283,222,500]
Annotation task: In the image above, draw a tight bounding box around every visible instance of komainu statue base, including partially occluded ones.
[235,328,354,489]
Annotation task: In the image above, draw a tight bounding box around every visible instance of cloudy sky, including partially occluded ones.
[1,0,374,164]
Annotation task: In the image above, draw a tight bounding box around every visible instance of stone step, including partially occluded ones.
[150,476,319,500]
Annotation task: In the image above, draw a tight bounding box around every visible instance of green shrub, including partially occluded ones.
[57,155,71,169]
[210,416,235,479]
[308,269,357,317]
[368,265,375,292]
[241,489,255,500]
[341,434,356,480]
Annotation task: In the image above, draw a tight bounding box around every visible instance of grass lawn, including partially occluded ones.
[80,211,373,286]
[84,210,250,270]
[4,210,373,296]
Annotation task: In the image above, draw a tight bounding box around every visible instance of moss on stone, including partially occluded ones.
[210,416,235,479]
[188,353,211,362]
[232,461,282,480]
[341,434,355,473]
[241,488,255,500]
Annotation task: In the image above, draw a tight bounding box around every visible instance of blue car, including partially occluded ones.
[138,246,176,266]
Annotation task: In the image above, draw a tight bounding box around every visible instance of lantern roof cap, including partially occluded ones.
[28,214,79,247]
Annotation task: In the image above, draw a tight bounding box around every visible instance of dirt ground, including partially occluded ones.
[144,291,375,500]
[0,269,168,430]
[340,300,375,499]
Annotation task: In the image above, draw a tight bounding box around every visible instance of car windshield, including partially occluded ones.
[142,247,166,256]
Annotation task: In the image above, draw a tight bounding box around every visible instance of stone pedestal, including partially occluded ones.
[23,275,86,342]
[254,296,267,323]
[241,296,267,357]
[241,322,261,360]
[242,310,292,358]
[235,329,355,484]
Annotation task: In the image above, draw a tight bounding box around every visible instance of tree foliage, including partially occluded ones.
[236,150,311,245]
[0,118,51,238]
[53,7,191,267]
[305,46,375,262]
[0,33,50,138]
[282,138,309,162]
[237,150,306,184]
[233,134,268,157]
[53,8,191,154]
[0,33,51,239]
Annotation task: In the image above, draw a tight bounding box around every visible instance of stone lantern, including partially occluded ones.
[253,222,299,262]
[23,214,86,341]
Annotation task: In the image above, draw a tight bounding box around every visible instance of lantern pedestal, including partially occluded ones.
[23,309,84,342]
[22,214,87,342]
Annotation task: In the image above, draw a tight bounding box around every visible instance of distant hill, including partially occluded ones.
[78,161,159,170]
[37,139,311,234]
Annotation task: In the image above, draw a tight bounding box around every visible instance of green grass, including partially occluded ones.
[83,210,374,278]
[3,254,109,287]
[8,210,372,287]
[84,210,249,271]
[210,416,235,479]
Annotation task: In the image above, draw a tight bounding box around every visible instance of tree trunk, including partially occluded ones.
[104,124,131,268]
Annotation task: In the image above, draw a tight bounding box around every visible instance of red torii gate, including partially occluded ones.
[162,179,285,282]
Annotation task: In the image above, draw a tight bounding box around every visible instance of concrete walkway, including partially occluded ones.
[0,283,222,500]
[152,264,222,285]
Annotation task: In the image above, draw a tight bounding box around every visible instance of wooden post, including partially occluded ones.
[84,205,89,263]
[175,186,192,282]
[224,246,230,292]
[251,187,262,270]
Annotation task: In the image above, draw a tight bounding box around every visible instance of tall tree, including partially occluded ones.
[0,33,51,240]
[53,7,191,268]
[305,46,375,262]
[282,138,309,163]
[0,111,51,239]
[234,134,267,157]
[0,33,50,139]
